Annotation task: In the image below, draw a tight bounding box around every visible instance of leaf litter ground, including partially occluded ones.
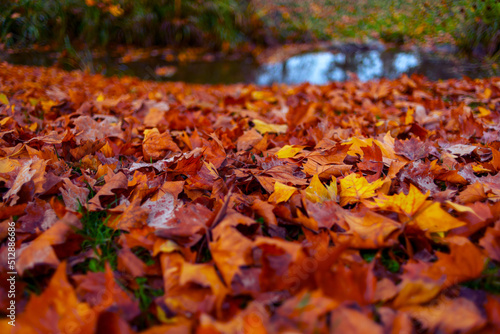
[1,62,500,333]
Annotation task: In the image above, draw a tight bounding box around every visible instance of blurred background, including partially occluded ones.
[1,0,499,84]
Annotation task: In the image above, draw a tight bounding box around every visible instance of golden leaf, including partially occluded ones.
[275,145,305,158]
[252,119,288,134]
[268,181,297,203]
[411,202,466,233]
[251,90,276,102]
[477,106,490,117]
[306,174,336,203]
[339,173,384,206]
[371,184,429,216]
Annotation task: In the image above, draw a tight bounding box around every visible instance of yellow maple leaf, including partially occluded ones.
[411,202,466,233]
[341,210,400,248]
[252,119,288,134]
[268,181,297,203]
[276,145,305,158]
[251,90,277,102]
[306,174,337,203]
[342,137,373,157]
[477,106,491,117]
[369,185,466,233]
[371,184,429,216]
[0,93,9,105]
[339,173,384,206]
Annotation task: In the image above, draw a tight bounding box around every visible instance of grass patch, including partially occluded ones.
[130,276,164,330]
[75,206,122,272]
[134,277,164,312]
[132,246,156,266]
[462,260,500,294]
[361,248,404,273]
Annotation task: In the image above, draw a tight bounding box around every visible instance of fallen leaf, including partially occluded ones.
[268,181,297,203]
[411,202,466,233]
[252,119,288,134]
[370,184,429,216]
[305,174,336,203]
[275,145,305,158]
[340,173,384,206]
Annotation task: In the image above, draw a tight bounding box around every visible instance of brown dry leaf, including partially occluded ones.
[110,198,149,230]
[458,182,488,203]
[209,216,254,285]
[334,210,401,248]
[17,262,96,332]
[73,263,140,319]
[197,302,268,334]
[69,139,106,160]
[394,137,432,161]
[143,193,176,228]
[16,218,78,275]
[251,198,278,226]
[392,278,442,308]
[276,290,338,332]
[330,307,384,334]
[479,221,500,262]
[60,178,89,211]
[374,278,398,302]
[179,262,229,310]
[144,106,168,127]
[72,115,122,144]
[3,157,46,205]
[402,297,486,333]
[423,237,486,286]
[143,127,180,161]
[88,172,128,210]
[237,128,263,151]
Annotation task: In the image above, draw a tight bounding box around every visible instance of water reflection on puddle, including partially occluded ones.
[2,48,498,85]
[256,51,421,84]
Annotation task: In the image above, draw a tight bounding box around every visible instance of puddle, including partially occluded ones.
[1,48,498,85]
[255,50,498,84]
